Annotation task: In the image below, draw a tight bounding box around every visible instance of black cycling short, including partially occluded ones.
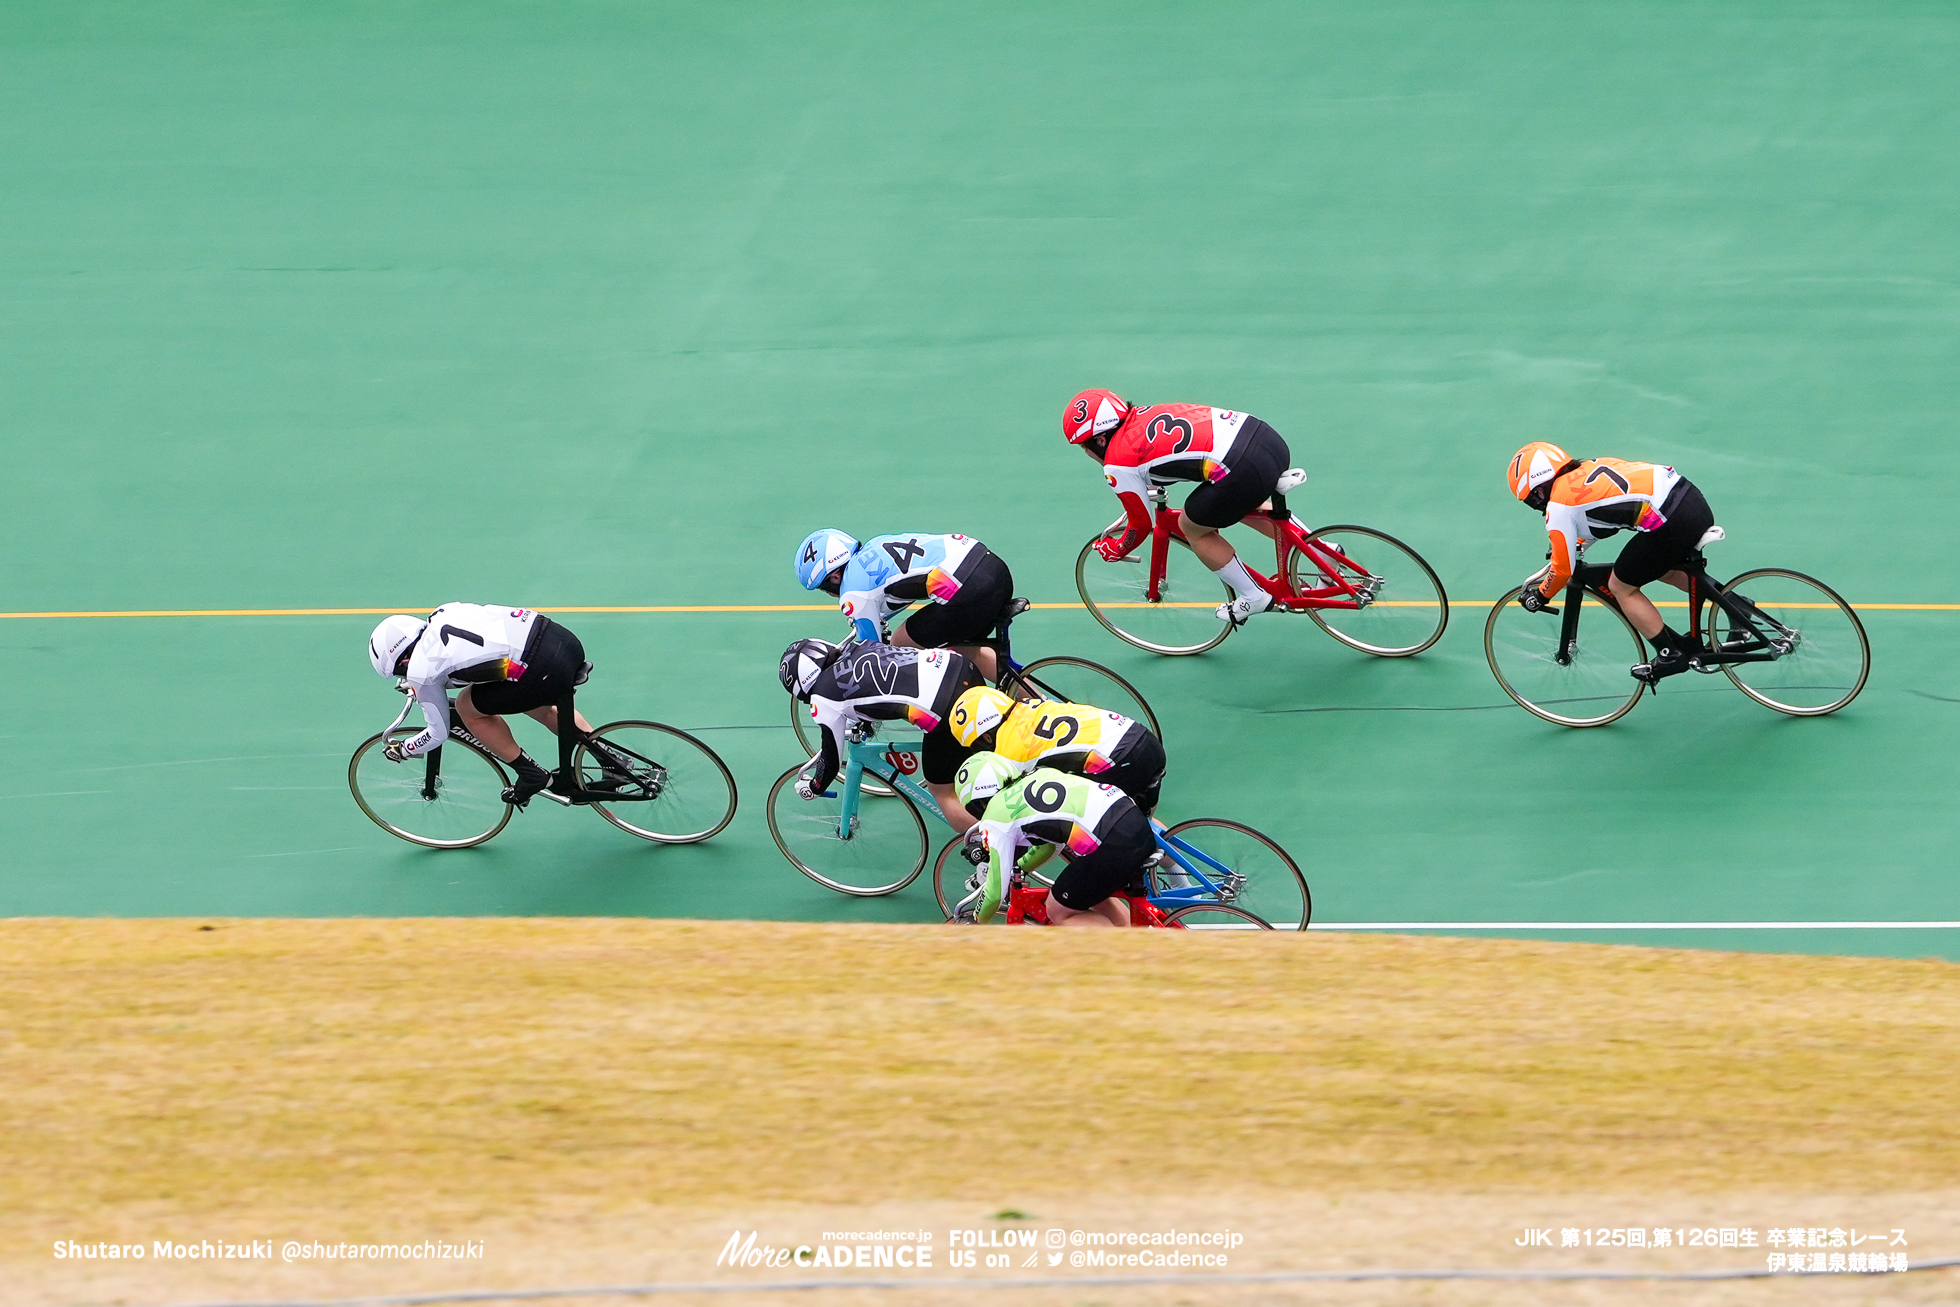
[1050,803,1156,912]
[899,549,1015,649]
[920,658,989,785]
[1611,481,1714,589]
[1183,417,1290,530]
[467,617,588,717]
[1097,726,1166,815]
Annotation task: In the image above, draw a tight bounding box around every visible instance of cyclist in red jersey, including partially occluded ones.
[1064,388,1294,625]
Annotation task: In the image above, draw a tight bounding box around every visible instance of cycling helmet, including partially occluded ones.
[949,686,1016,748]
[954,751,1025,818]
[795,529,860,592]
[368,615,426,678]
[1064,389,1131,444]
[1508,442,1573,505]
[779,637,842,699]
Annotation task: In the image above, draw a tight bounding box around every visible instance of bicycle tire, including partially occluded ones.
[1485,586,1648,728]
[1003,655,1163,743]
[1295,525,1450,657]
[574,721,738,844]
[1075,521,1232,656]
[930,832,1064,920]
[788,693,905,797]
[1165,902,1274,930]
[349,730,512,849]
[1159,818,1310,930]
[765,763,929,896]
[1707,569,1870,716]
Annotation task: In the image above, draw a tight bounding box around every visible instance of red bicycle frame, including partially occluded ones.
[1003,885,1176,928]
[1137,486,1379,613]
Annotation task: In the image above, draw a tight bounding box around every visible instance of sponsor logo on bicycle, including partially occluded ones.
[885,748,918,775]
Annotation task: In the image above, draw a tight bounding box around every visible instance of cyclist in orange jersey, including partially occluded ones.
[1507,443,1717,684]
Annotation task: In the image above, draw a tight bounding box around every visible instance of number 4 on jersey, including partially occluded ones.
[883,538,926,571]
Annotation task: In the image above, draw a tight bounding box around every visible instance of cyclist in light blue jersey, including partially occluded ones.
[793,529,1016,682]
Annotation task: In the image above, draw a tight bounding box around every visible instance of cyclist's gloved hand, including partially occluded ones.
[1519,583,1549,613]
[961,827,989,867]
[795,775,824,801]
[1094,529,1145,563]
[382,740,409,764]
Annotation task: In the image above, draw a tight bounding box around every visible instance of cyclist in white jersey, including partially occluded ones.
[367,604,613,807]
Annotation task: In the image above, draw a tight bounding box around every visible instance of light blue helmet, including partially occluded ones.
[795,529,859,592]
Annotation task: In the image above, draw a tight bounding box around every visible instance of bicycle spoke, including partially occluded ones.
[766,765,929,896]
[348,731,511,849]
[1708,569,1870,716]
[1158,819,1309,930]
[1075,523,1231,656]
[1294,525,1449,657]
[1484,588,1647,727]
[576,722,737,844]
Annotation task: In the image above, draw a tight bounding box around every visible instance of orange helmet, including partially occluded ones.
[1507,442,1572,502]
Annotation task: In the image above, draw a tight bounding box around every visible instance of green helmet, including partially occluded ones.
[954,751,1024,817]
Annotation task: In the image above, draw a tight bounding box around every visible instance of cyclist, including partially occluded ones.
[947,686,1165,814]
[1508,442,1719,684]
[779,636,988,831]
[367,605,620,808]
[794,529,1014,681]
[1065,388,1296,626]
[951,753,1157,928]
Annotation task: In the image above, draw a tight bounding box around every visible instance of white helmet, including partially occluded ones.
[369,615,426,678]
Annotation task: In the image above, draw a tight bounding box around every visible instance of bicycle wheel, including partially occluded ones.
[574,721,738,844]
[1005,656,1163,742]
[788,694,909,798]
[349,730,512,849]
[1293,525,1449,657]
[1707,569,1870,716]
[930,834,1065,919]
[1165,902,1274,930]
[1485,587,1648,728]
[1075,522,1232,656]
[766,763,929,896]
[1158,819,1310,930]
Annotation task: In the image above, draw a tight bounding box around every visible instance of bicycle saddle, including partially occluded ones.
[1276,468,1308,494]
[1697,526,1726,549]
[1000,597,1031,623]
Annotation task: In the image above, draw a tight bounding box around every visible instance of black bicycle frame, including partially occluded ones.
[1544,557,1787,667]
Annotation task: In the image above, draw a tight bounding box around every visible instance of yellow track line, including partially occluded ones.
[2,600,1956,619]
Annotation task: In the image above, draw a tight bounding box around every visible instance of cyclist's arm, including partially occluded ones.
[1103,461,1155,537]
[1538,503,1585,598]
[805,702,847,793]
[398,681,451,758]
[836,559,889,643]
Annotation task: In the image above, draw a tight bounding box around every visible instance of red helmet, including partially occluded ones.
[1064,389,1131,444]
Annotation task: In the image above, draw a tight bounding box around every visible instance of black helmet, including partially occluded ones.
[779,638,842,699]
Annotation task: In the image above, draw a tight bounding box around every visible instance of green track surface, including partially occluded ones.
[3,2,1956,956]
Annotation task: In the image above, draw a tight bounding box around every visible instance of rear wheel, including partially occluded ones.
[1165,902,1273,930]
[1158,819,1310,930]
[1075,521,1232,656]
[766,763,928,896]
[1293,525,1449,657]
[1706,569,1870,716]
[349,730,512,849]
[1485,587,1648,728]
[1003,656,1162,742]
[574,721,737,844]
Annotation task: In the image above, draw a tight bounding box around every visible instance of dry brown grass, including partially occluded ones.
[3,919,1958,1305]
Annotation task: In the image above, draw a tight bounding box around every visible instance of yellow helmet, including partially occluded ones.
[949,686,1016,748]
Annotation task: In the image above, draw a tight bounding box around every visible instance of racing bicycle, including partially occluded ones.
[788,598,1160,797]
[350,689,738,848]
[1484,528,1870,728]
[1075,472,1449,657]
[764,725,1310,929]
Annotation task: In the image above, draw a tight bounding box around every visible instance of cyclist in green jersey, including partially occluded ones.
[952,753,1157,927]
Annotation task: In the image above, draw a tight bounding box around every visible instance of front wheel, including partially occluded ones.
[349,730,512,849]
[766,763,928,896]
[789,693,907,797]
[574,721,737,844]
[1075,521,1232,656]
[1485,587,1648,728]
[1293,525,1450,657]
[1158,819,1310,931]
[931,833,1065,920]
[1707,569,1870,716]
[1004,656,1163,742]
[1165,902,1274,930]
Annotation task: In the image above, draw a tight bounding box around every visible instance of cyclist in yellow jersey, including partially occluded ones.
[948,686,1166,814]
[1508,442,1719,683]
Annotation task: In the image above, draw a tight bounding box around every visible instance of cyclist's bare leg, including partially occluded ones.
[456,690,522,762]
[1180,519,1237,570]
[889,623,997,682]
[524,704,597,738]
[1047,895,1130,928]
[927,780,977,834]
[1607,570,1690,640]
